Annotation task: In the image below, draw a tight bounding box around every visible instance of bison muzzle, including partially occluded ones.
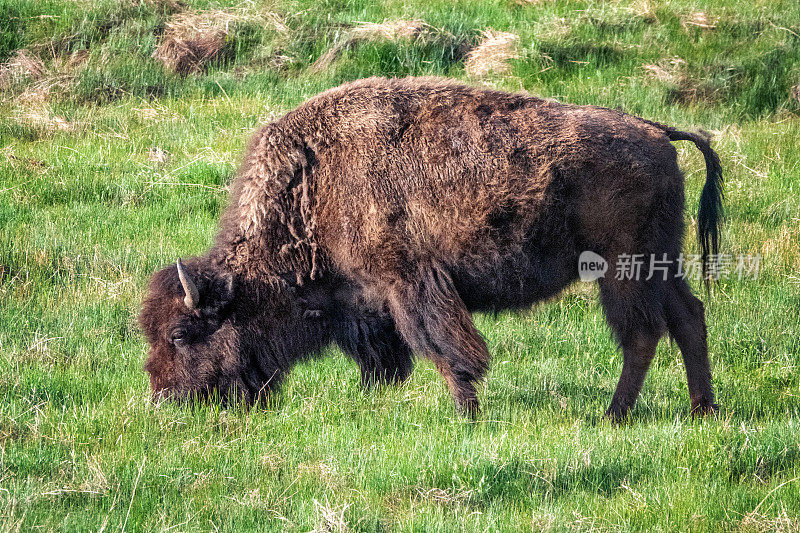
[139,77,723,419]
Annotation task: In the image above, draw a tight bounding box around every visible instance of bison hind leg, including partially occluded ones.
[336,316,414,388]
[663,278,717,416]
[384,265,489,417]
[600,274,718,419]
[599,277,667,420]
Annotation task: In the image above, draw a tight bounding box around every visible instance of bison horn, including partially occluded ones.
[176,258,199,309]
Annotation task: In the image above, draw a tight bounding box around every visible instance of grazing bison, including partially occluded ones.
[139,76,723,418]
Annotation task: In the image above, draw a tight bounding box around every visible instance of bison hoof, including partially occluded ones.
[456,398,480,419]
[690,401,719,417]
[604,401,632,422]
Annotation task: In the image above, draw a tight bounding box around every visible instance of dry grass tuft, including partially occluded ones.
[264,12,291,36]
[629,0,658,23]
[642,57,686,84]
[152,9,287,75]
[152,11,233,76]
[14,104,74,132]
[791,84,800,104]
[62,49,90,71]
[312,498,349,533]
[535,17,573,43]
[682,11,717,30]
[147,147,170,164]
[17,80,64,105]
[642,57,721,104]
[350,19,431,41]
[531,512,558,531]
[298,460,340,489]
[133,0,186,13]
[133,99,182,123]
[741,508,800,533]
[642,63,672,83]
[309,48,344,74]
[0,50,47,90]
[135,106,160,122]
[413,486,476,507]
[1,49,88,104]
[464,29,519,78]
[39,455,109,499]
[260,453,283,473]
[310,19,448,73]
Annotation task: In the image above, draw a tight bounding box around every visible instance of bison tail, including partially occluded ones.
[666,129,724,287]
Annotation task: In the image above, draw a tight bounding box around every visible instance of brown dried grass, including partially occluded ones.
[310,19,446,73]
[682,11,717,30]
[464,29,519,78]
[1,49,88,104]
[629,0,658,23]
[13,104,75,132]
[152,32,228,76]
[350,19,431,41]
[0,50,47,90]
[642,57,722,104]
[133,0,186,13]
[312,498,349,533]
[152,11,233,75]
[642,57,686,84]
[152,9,287,75]
[147,147,170,164]
[741,508,800,533]
[534,17,573,43]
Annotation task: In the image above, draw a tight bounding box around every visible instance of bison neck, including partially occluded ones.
[231,277,336,399]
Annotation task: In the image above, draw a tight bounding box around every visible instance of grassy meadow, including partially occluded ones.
[1,0,799,530]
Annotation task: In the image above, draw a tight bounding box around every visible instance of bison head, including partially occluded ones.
[139,258,245,402]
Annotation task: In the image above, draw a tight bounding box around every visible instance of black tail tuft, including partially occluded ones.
[666,129,724,287]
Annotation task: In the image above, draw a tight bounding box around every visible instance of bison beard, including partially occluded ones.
[139,76,723,419]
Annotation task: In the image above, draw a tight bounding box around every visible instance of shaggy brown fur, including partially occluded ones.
[140,77,723,419]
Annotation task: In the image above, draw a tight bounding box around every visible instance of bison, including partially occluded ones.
[139,76,723,419]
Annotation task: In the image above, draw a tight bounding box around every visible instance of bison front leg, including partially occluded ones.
[336,317,414,388]
[384,266,489,417]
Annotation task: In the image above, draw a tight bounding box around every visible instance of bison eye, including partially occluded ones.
[170,330,187,346]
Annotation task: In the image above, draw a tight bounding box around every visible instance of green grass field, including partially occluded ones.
[1,0,799,530]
